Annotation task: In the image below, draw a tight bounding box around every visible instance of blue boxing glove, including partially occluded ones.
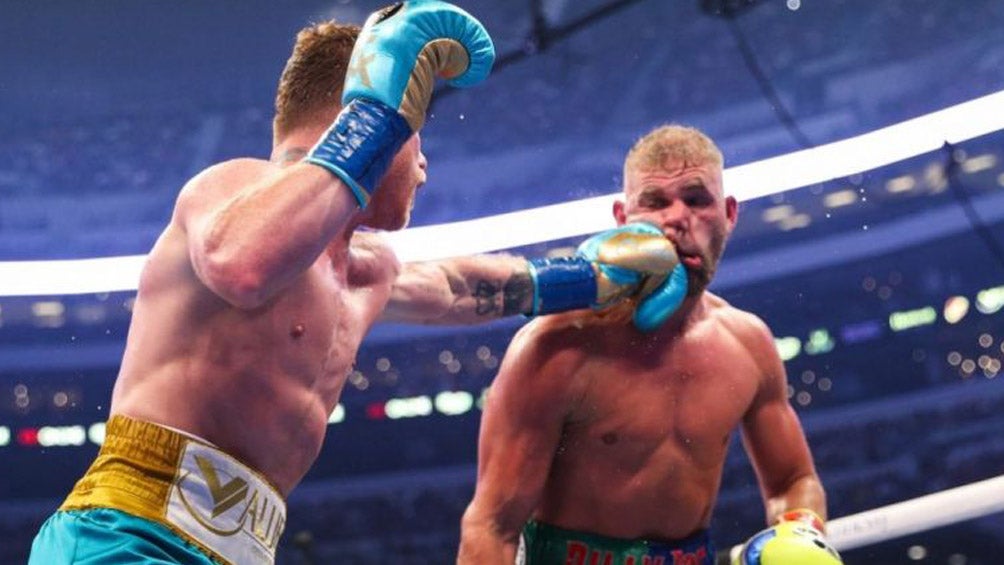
[633,254,688,332]
[733,509,843,565]
[527,222,686,331]
[306,1,495,206]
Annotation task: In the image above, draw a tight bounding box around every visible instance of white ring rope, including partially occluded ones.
[827,474,1004,551]
[729,474,1004,558]
[1,89,1003,296]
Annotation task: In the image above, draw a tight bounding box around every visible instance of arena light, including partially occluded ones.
[1,90,1003,295]
[88,422,106,445]
[961,153,997,174]
[16,427,39,446]
[889,306,938,332]
[803,329,835,355]
[434,390,474,416]
[943,295,970,324]
[822,189,858,208]
[774,336,802,362]
[885,175,916,194]
[476,387,490,410]
[975,285,1004,314]
[37,425,87,447]
[384,395,434,419]
[327,404,345,424]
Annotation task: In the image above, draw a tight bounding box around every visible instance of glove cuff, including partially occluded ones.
[527,257,598,316]
[779,508,826,533]
[305,98,412,208]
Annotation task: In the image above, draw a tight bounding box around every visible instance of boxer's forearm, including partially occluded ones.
[384,254,534,324]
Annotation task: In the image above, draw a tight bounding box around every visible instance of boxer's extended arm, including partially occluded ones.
[382,222,684,325]
[383,254,534,324]
[177,159,361,308]
[458,321,580,564]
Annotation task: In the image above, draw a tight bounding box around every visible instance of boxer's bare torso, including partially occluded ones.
[529,295,766,540]
[462,292,819,565]
[111,157,399,496]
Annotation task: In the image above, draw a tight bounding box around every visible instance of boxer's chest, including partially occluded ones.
[571,331,758,460]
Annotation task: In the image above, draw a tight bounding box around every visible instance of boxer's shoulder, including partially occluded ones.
[172,158,277,222]
[183,158,277,196]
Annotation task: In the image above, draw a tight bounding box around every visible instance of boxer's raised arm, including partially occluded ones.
[177,158,360,309]
[180,0,497,309]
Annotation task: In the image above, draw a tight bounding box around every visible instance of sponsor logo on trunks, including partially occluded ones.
[167,442,286,565]
[197,455,250,518]
[565,541,708,565]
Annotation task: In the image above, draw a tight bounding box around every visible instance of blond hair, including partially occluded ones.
[624,124,723,176]
[273,21,359,139]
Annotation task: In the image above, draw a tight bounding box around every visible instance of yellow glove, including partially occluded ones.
[732,509,842,565]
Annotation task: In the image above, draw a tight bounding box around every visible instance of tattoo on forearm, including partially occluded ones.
[473,279,502,316]
[503,273,533,316]
[275,147,308,165]
[472,273,533,317]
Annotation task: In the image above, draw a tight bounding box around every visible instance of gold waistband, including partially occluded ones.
[62,415,187,517]
[61,415,286,565]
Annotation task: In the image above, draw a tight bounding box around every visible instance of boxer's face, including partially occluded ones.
[614,158,737,294]
[364,133,427,230]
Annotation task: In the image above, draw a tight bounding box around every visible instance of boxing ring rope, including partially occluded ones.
[1,89,1003,296]
[827,475,1004,551]
[726,474,1004,559]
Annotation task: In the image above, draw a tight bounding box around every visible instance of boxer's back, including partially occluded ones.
[110,162,393,496]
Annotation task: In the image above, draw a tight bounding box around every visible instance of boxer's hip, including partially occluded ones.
[54,414,285,565]
[30,507,219,564]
